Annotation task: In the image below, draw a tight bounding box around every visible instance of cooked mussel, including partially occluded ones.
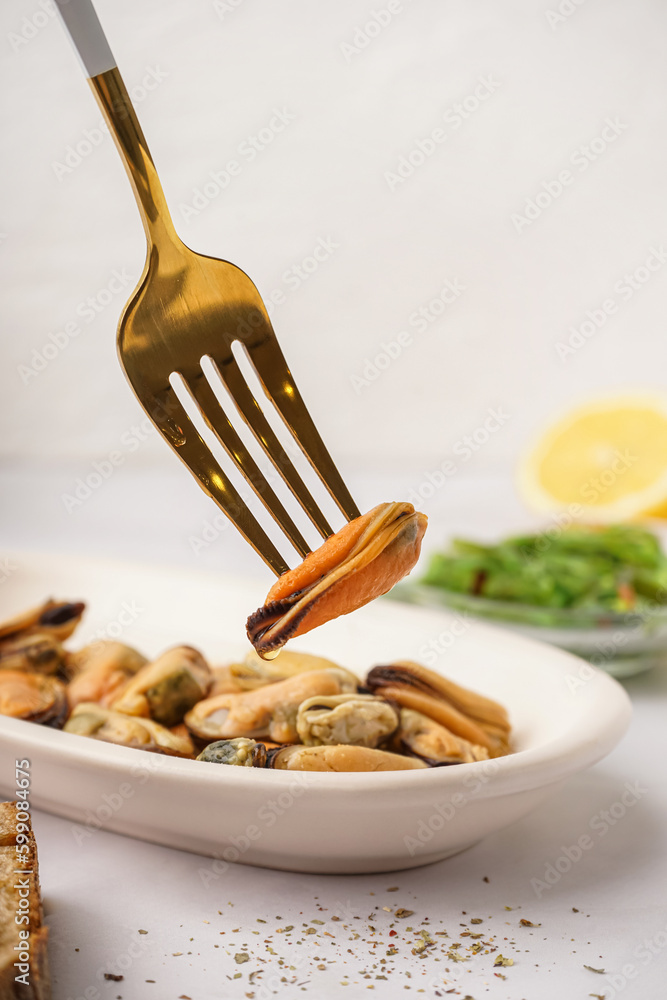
[266,744,428,771]
[197,738,268,767]
[0,670,68,727]
[185,668,357,743]
[0,599,85,644]
[66,641,149,710]
[208,664,250,697]
[110,646,212,727]
[395,708,489,765]
[296,693,399,748]
[366,661,511,756]
[64,702,194,756]
[65,640,147,677]
[247,502,427,657]
[0,633,67,675]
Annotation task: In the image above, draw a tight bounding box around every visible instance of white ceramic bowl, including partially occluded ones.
[0,552,632,874]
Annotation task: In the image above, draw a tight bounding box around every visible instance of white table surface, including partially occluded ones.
[2,466,666,1000]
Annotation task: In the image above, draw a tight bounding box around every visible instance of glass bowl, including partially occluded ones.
[389,584,667,678]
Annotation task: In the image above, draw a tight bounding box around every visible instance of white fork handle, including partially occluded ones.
[54,0,116,78]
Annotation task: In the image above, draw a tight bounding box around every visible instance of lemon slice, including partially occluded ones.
[519,394,667,522]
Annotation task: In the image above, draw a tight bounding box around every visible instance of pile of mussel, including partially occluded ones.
[0,599,511,772]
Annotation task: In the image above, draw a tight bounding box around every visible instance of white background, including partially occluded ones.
[2,0,667,479]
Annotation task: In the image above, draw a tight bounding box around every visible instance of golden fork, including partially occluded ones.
[54,1,359,575]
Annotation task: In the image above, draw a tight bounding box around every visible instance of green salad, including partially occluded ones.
[422,524,667,614]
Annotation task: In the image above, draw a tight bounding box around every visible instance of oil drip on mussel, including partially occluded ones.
[246,502,427,657]
[395,708,489,765]
[0,598,85,644]
[234,650,347,688]
[366,661,511,756]
[66,641,148,709]
[296,693,399,748]
[0,670,68,727]
[110,646,212,727]
[185,668,357,743]
[64,702,194,756]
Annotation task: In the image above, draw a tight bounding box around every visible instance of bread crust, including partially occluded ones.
[0,802,50,1000]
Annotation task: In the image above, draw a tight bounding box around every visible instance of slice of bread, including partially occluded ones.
[0,802,50,1000]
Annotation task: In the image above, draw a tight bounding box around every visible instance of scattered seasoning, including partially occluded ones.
[470,918,483,925]
[584,965,606,974]
[235,953,250,964]
[519,919,541,927]
[573,907,580,912]
[394,909,414,919]
[137,929,148,935]
[483,876,490,882]
[387,887,399,892]
[103,974,123,982]
[493,955,514,967]
[589,995,605,999]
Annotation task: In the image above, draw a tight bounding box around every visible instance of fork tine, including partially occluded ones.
[210,353,335,539]
[140,383,292,576]
[179,368,312,559]
[237,337,361,522]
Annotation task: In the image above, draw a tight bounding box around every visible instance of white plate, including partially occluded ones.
[0,551,631,874]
